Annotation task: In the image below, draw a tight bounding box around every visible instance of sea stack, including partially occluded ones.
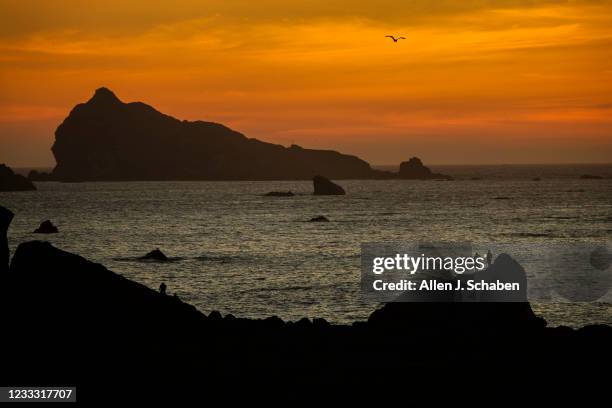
[313,176,346,195]
[0,206,14,274]
[397,157,452,180]
[0,164,36,191]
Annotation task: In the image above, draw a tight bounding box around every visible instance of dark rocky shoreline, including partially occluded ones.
[1,205,610,402]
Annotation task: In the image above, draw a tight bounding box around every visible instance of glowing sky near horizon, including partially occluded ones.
[1,0,611,166]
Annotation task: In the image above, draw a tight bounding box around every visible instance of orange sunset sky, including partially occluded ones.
[1,0,611,167]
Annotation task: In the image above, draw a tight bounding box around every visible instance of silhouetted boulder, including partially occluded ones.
[397,157,452,180]
[139,248,168,262]
[0,206,13,274]
[474,253,529,302]
[313,175,345,195]
[580,174,603,179]
[368,253,545,332]
[265,191,294,197]
[33,220,58,234]
[49,88,386,181]
[308,215,329,222]
[0,164,36,191]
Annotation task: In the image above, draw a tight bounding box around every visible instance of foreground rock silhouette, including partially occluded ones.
[1,216,611,401]
[313,175,346,195]
[0,164,36,191]
[3,240,611,402]
[33,220,59,234]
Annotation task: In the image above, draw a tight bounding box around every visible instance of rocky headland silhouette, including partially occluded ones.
[31,88,451,182]
[45,88,384,181]
[1,204,610,402]
[0,164,36,191]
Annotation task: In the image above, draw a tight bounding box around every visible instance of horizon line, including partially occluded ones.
[8,161,612,170]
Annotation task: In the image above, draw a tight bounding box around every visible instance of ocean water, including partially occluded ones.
[2,164,612,327]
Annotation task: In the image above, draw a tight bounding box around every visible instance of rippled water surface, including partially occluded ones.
[2,164,611,327]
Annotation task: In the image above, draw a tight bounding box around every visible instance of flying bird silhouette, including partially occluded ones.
[385,35,406,43]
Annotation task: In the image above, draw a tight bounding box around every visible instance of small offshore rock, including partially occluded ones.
[139,248,168,262]
[309,216,329,222]
[33,220,59,234]
[265,191,294,197]
[580,174,603,180]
